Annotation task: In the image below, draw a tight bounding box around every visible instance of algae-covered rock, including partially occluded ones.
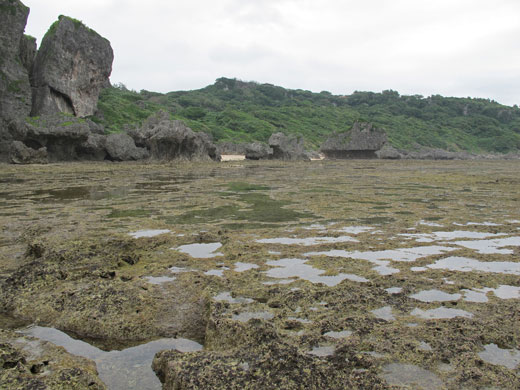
[0,233,209,344]
[0,329,106,390]
[31,15,113,117]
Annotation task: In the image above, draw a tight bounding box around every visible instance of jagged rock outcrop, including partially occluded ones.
[76,133,107,160]
[245,142,272,160]
[9,140,47,164]
[31,15,113,117]
[268,132,310,161]
[21,114,91,161]
[376,144,402,159]
[321,122,388,159]
[0,0,34,161]
[129,111,220,161]
[217,142,248,155]
[105,133,148,161]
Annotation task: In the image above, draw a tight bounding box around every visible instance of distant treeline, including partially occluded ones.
[93,77,520,153]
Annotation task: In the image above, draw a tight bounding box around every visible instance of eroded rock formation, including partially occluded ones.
[321,122,387,159]
[129,111,220,161]
[268,132,310,161]
[31,15,113,117]
[0,0,34,161]
[245,141,272,160]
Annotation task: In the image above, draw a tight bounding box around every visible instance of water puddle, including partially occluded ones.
[410,289,462,302]
[478,344,520,369]
[18,326,202,390]
[385,287,403,294]
[371,306,396,321]
[427,257,520,275]
[307,345,335,357]
[419,220,443,227]
[175,242,223,258]
[214,292,254,304]
[323,330,352,339]
[256,235,358,246]
[204,267,229,277]
[380,363,444,390]
[306,245,454,263]
[451,236,520,254]
[232,311,274,322]
[129,229,170,239]
[287,317,312,324]
[233,262,259,272]
[143,276,176,285]
[400,231,507,243]
[337,226,374,234]
[411,307,473,319]
[265,258,369,287]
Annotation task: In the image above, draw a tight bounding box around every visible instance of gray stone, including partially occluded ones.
[130,111,220,161]
[268,132,310,161]
[76,133,107,160]
[245,142,272,160]
[31,15,113,117]
[217,142,248,155]
[376,144,402,159]
[9,140,47,164]
[105,133,149,161]
[23,114,90,161]
[321,122,387,159]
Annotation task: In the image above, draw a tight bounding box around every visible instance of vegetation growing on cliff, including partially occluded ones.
[94,78,520,153]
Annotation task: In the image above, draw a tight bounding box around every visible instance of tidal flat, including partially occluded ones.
[0,159,519,389]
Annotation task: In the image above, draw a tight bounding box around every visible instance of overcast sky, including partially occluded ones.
[23,0,520,106]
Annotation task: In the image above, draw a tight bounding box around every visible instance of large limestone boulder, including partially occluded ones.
[129,111,220,161]
[31,15,113,118]
[268,132,310,161]
[22,114,90,161]
[321,122,387,159]
[9,140,47,164]
[245,142,272,160]
[105,133,148,161]
[0,0,34,160]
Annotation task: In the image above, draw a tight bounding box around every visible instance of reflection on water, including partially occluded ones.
[427,257,520,275]
[129,229,170,239]
[478,344,520,369]
[256,235,358,246]
[381,363,444,390]
[452,236,520,255]
[175,242,223,258]
[371,306,396,321]
[265,258,368,287]
[411,307,473,320]
[410,289,462,302]
[323,330,352,339]
[214,292,254,304]
[307,345,335,357]
[18,326,202,390]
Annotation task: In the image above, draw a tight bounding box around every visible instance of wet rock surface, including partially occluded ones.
[31,15,113,117]
[105,133,149,161]
[0,160,519,389]
[0,328,106,389]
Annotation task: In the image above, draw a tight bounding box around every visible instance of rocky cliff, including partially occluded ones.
[320,122,388,158]
[0,0,33,160]
[31,15,113,117]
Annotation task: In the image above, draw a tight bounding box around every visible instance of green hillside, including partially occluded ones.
[93,77,520,153]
